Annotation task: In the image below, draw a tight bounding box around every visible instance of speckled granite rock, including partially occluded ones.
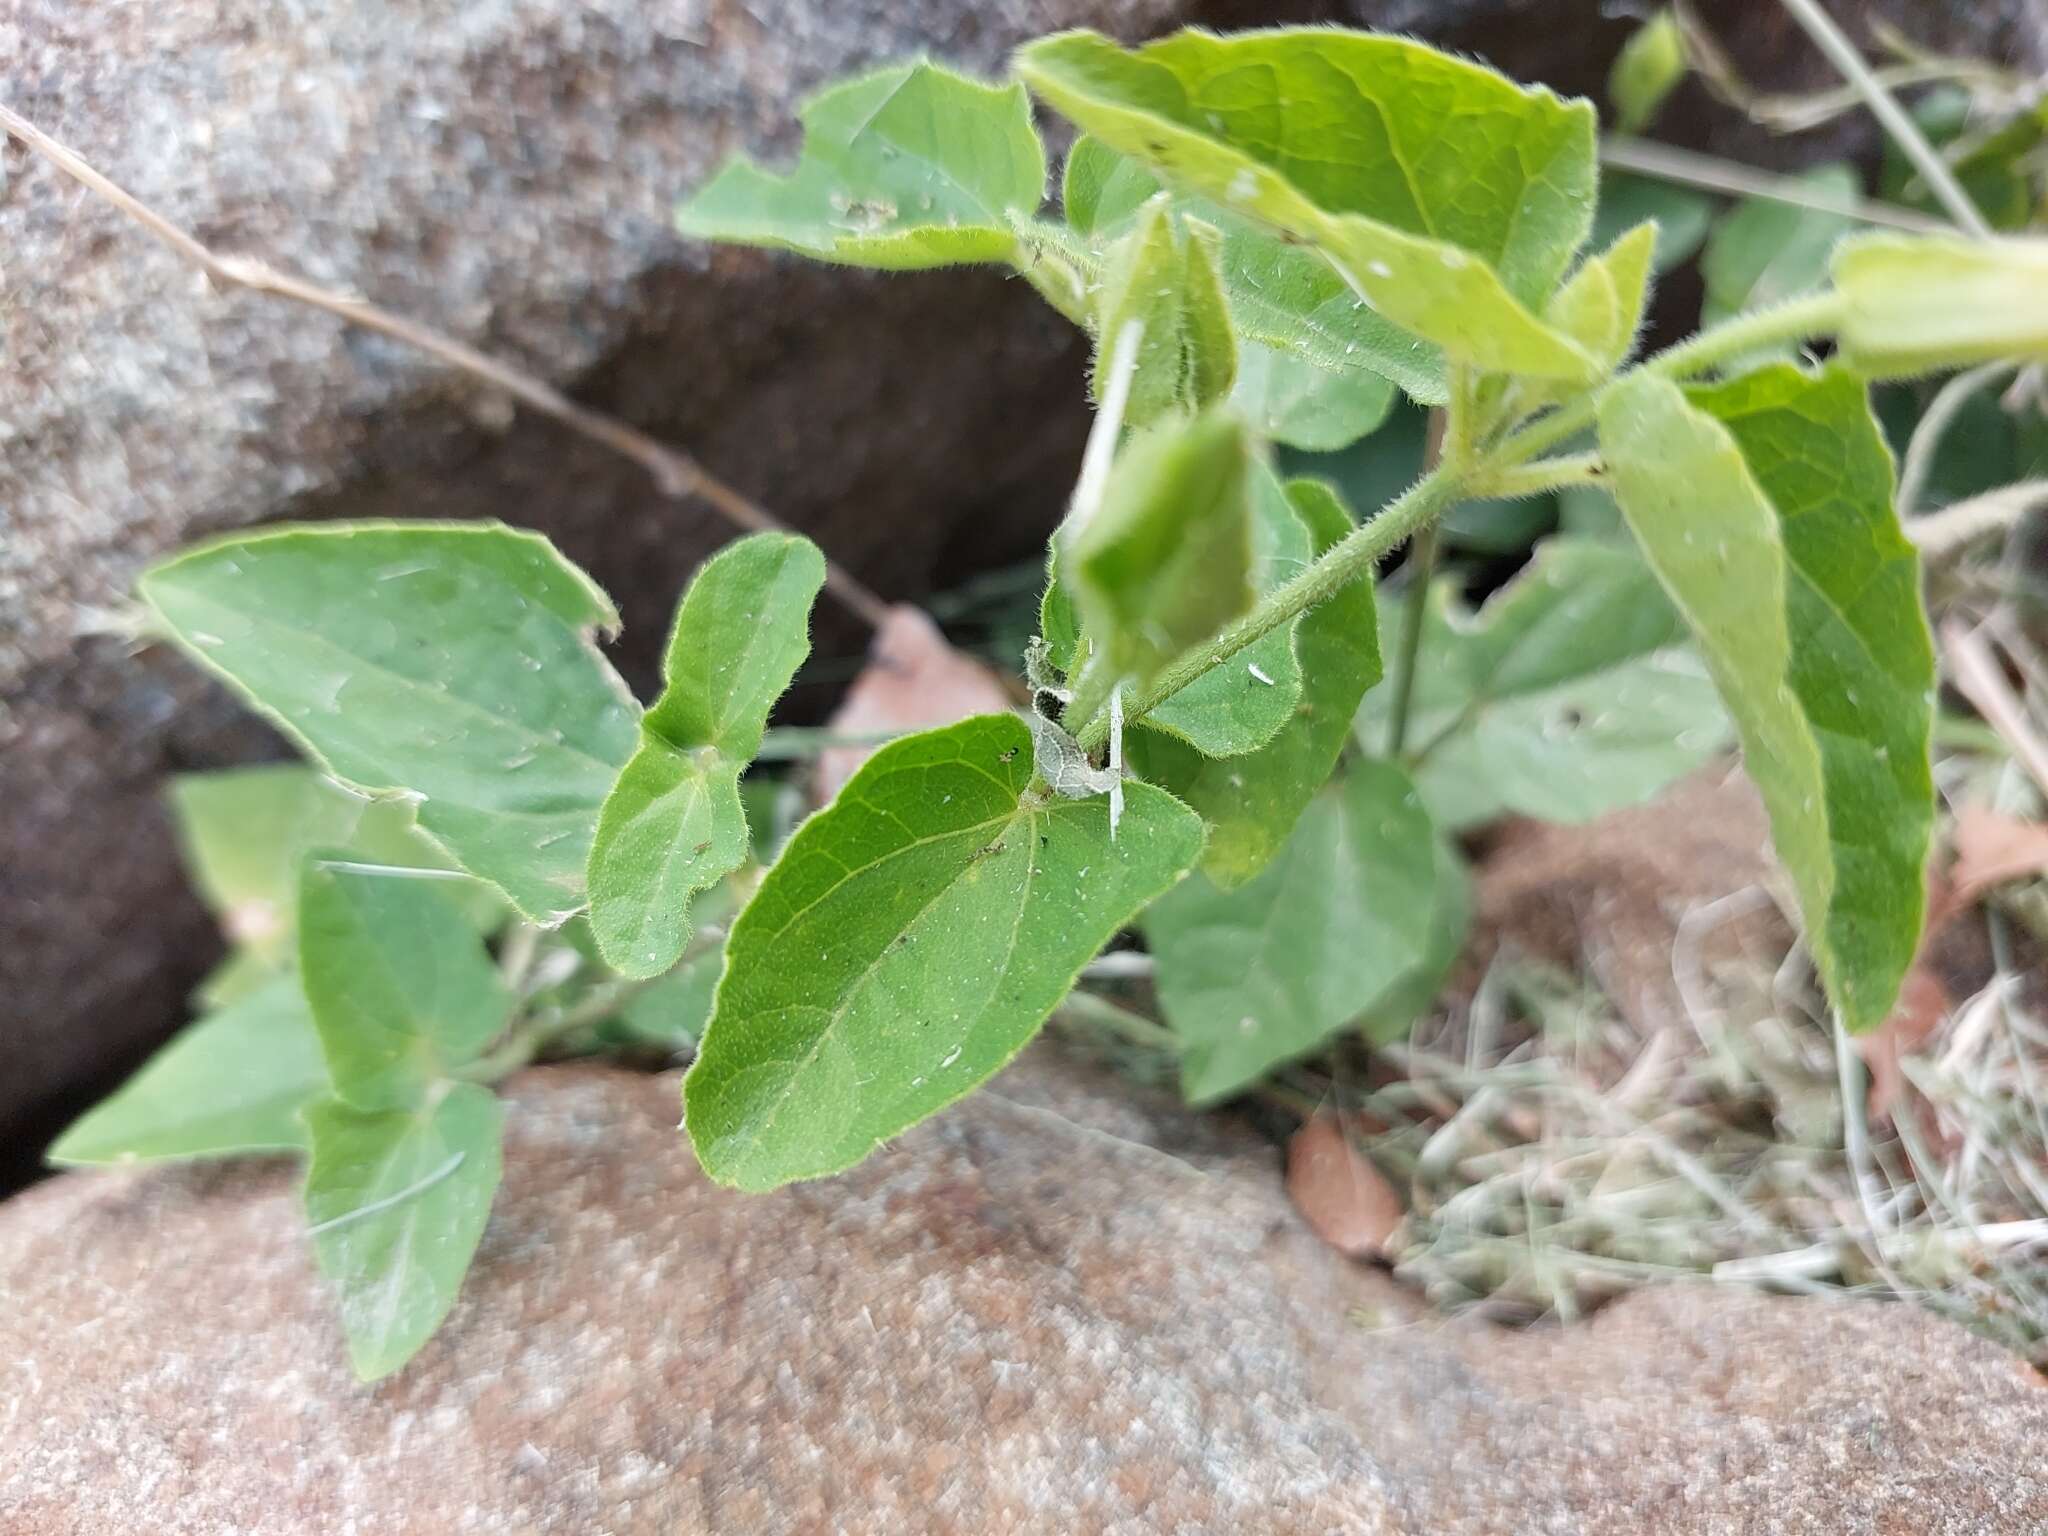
[3,1050,2043,1533]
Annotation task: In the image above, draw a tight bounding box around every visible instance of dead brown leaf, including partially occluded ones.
[1950,804,2048,909]
[1285,1113,1404,1259]
[812,605,1016,802]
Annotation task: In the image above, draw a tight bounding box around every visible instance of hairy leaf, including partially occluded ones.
[1068,408,1255,687]
[299,860,513,1110]
[1017,28,1601,378]
[1228,341,1397,451]
[1139,462,1311,757]
[48,975,328,1167]
[1091,202,1237,424]
[683,714,1204,1190]
[1063,134,1444,404]
[1358,538,1730,828]
[140,523,638,923]
[1834,233,2048,377]
[1143,761,1437,1103]
[304,1083,503,1381]
[675,61,1045,269]
[1597,366,1934,1031]
[586,533,824,978]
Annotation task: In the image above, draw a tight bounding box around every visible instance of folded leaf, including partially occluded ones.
[1143,760,1437,1104]
[1358,538,1729,828]
[1064,134,1444,403]
[140,523,638,923]
[1068,408,1255,688]
[1597,367,1934,1031]
[1138,462,1311,757]
[304,1083,503,1381]
[1017,28,1601,379]
[586,533,825,978]
[1092,201,1237,425]
[47,975,328,1167]
[1590,172,1711,274]
[675,60,1045,269]
[683,714,1204,1190]
[1834,233,2048,377]
[299,860,514,1110]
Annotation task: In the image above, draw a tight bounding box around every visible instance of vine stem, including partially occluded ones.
[0,100,893,630]
[1774,0,1992,240]
[1385,398,1455,757]
[1071,288,1854,754]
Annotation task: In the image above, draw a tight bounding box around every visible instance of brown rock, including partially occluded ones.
[4,1050,2044,1532]
[1466,763,1792,1035]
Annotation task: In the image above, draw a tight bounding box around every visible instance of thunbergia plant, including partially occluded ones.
[60,24,2048,1378]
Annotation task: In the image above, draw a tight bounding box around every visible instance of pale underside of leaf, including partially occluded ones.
[674,61,1046,270]
[1597,368,1933,1031]
[304,1083,504,1381]
[140,522,638,924]
[47,974,328,1166]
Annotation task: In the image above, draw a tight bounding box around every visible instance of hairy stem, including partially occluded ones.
[1074,464,1464,752]
[1384,522,1439,757]
[1071,289,1852,756]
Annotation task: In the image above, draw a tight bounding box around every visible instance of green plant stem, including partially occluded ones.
[1490,289,1851,468]
[1073,290,1851,756]
[1775,0,1992,240]
[1074,464,1464,752]
[1384,522,1439,758]
[1465,453,1607,501]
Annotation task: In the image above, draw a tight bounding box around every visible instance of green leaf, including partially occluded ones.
[585,533,824,978]
[1590,172,1712,274]
[1545,222,1656,377]
[1138,463,1310,757]
[674,60,1045,269]
[1700,164,1856,330]
[1142,760,1436,1104]
[1357,837,1471,1044]
[683,714,1204,1190]
[1833,233,2048,378]
[1091,202,1237,425]
[1063,133,1163,236]
[1227,341,1397,451]
[140,523,638,923]
[1062,135,1445,403]
[1128,478,1378,885]
[169,765,496,1006]
[1016,28,1601,379]
[1596,366,1934,1031]
[47,974,328,1167]
[610,945,724,1051]
[299,860,513,1110]
[304,1083,504,1381]
[1358,538,1730,829]
[1068,408,1254,687]
[1608,8,1687,134]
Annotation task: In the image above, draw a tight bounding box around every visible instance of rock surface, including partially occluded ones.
[4,1049,2044,1533]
